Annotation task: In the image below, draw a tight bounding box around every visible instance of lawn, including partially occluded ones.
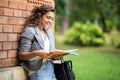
[55,34,120,80]
[64,52,120,80]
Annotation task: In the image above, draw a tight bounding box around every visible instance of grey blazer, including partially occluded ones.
[19,26,55,71]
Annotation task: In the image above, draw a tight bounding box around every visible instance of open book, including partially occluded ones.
[44,49,79,59]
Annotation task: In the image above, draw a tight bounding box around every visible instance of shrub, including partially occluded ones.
[111,36,120,48]
[116,44,120,48]
[64,22,105,46]
[105,19,116,32]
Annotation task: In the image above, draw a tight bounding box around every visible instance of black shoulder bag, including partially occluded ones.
[54,60,75,80]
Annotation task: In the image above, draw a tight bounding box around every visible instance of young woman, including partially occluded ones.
[18,5,62,80]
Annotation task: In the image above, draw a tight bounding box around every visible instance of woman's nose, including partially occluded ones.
[48,19,53,23]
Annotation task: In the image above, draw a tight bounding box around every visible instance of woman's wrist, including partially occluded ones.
[33,50,49,58]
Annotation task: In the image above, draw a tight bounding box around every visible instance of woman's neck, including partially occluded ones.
[38,24,44,31]
[38,24,46,40]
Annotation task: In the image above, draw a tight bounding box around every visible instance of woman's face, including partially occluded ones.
[40,11,55,29]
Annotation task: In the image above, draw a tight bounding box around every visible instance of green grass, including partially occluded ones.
[64,52,120,80]
[55,34,120,80]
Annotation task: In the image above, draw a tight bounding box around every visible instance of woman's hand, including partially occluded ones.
[45,20,54,29]
[34,50,49,59]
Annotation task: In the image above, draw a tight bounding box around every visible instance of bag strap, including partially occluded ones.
[61,58,65,63]
[61,58,73,70]
[68,60,72,69]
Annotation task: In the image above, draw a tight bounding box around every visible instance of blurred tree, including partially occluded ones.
[70,0,118,32]
[55,0,72,34]
[116,0,120,31]
[96,0,117,32]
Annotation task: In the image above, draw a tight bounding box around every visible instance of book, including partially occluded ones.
[44,49,79,59]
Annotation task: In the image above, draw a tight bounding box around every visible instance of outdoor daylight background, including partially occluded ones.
[54,0,120,80]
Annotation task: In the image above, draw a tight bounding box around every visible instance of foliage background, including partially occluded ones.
[54,0,120,80]
[54,0,120,47]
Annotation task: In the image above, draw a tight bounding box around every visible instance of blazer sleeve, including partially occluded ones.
[18,27,34,54]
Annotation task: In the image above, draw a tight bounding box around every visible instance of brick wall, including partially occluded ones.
[0,0,55,68]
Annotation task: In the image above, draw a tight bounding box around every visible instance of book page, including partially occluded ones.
[44,49,79,59]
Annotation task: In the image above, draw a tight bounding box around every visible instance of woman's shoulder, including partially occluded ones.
[24,26,34,31]
[23,27,36,34]
[21,27,35,39]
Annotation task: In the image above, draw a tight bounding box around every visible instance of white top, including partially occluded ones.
[41,32,50,51]
[44,35,50,51]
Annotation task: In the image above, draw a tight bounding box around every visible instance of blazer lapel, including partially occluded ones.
[34,26,44,49]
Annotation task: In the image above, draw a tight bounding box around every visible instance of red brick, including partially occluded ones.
[8,50,17,58]
[0,51,7,58]
[18,18,25,25]
[0,8,4,16]
[18,2,27,10]
[17,34,21,41]
[3,25,13,32]
[9,0,19,1]
[0,16,8,24]
[4,8,13,16]
[20,0,27,2]
[14,10,22,17]
[13,42,19,49]
[1,59,12,67]
[13,25,23,33]
[0,25,2,32]
[3,42,12,50]
[27,3,34,11]
[8,34,18,41]
[0,0,8,7]
[8,17,18,25]
[0,33,7,41]
[22,11,30,18]
[0,43,2,50]
[9,1,17,9]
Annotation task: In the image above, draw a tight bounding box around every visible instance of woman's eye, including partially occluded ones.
[46,16,54,21]
[47,16,51,19]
